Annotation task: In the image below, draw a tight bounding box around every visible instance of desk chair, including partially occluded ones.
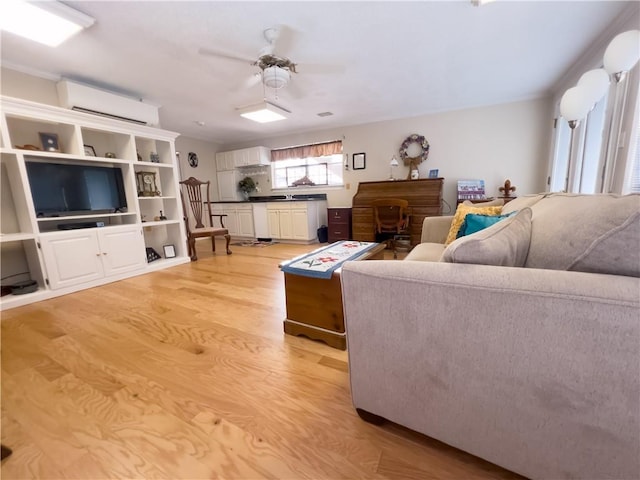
[371,198,410,259]
[180,177,231,260]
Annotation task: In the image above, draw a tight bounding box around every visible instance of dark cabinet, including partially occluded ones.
[327,208,352,243]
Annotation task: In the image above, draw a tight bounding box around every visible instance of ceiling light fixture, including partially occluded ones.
[237,101,290,123]
[0,0,95,47]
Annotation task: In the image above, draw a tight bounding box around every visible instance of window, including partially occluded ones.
[550,63,639,195]
[271,141,343,189]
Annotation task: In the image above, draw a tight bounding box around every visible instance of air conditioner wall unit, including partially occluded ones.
[56,80,160,126]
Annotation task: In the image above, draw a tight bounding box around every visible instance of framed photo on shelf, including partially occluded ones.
[352,152,366,170]
[428,169,439,178]
[84,145,97,156]
[163,244,176,258]
[39,132,60,152]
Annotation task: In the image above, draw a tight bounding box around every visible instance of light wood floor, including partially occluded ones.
[1,239,522,479]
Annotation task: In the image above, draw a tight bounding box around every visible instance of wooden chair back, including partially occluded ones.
[180,177,212,229]
[371,198,410,234]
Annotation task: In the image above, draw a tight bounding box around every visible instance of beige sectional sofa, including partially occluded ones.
[341,193,640,480]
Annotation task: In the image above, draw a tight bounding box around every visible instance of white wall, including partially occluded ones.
[226,98,552,211]
[2,67,552,209]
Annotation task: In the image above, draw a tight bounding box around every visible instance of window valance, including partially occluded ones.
[271,140,342,162]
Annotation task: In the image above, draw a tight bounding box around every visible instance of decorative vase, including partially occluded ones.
[242,191,251,201]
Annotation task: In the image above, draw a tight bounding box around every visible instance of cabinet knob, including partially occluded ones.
[96,253,101,257]
[103,252,108,255]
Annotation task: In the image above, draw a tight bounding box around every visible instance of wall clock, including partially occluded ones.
[188,151,199,168]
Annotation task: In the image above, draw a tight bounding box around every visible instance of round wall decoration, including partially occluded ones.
[399,134,429,179]
[399,134,430,164]
[188,151,199,168]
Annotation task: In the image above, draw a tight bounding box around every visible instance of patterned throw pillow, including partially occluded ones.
[445,204,503,245]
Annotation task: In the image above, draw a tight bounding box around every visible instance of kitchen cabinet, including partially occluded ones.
[266,201,327,242]
[211,203,254,237]
[216,146,270,170]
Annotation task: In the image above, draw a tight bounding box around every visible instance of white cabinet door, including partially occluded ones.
[98,226,146,276]
[268,210,280,238]
[224,152,235,170]
[237,209,255,237]
[257,146,271,165]
[40,231,104,289]
[217,171,240,201]
[291,208,311,240]
[223,208,239,236]
[215,153,226,172]
[279,209,293,239]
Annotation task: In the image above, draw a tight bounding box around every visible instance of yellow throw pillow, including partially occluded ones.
[445,204,503,245]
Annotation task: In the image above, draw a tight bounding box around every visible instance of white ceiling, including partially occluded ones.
[0,1,634,145]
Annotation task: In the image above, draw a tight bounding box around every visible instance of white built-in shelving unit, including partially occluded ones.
[0,96,189,310]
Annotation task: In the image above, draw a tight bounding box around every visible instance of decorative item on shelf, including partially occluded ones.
[105,152,116,159]
[150,152,160,163]
[84,144,96,156]
[292,175,315,187]
[136,171,161,197]
[146,247,162,263]
[238,176,256,200]
[410,169,419,180]
[159,210,167,220]
[352,152,366,170]
[399,133,429,180]
[15,144,41,151]
[499,179,517,197]
[457,179,486,201]
[388,156,399,181]
[141,215,147,223]
[188,151,198,168]
[163,244,176,258]
[39,132,60,152]
[428,169,439,178]
[137,151,142,162]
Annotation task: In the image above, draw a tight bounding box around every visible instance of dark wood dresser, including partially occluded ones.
[327,208,352,243]
[352,178,443,246]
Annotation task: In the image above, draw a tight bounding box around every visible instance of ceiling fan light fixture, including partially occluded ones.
[262,66,291,89]
[237,101,290,123]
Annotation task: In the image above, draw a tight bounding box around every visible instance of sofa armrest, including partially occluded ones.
[421,215,453,243]
[341,260,640,480]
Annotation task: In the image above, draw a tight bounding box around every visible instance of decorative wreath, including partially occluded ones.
[399,134,430,164]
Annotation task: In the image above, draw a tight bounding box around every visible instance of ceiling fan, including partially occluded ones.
[198,25,342,96]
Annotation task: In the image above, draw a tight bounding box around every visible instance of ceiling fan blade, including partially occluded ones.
[198,47,254,65]
[244,72,262,89]
[268,24,295,57]
[297,63,346,75]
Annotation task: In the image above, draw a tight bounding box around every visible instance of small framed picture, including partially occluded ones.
[163,244,176,258]
[39,132,60,152]
[84,145,97,156]
[428,169,439,178]
[352,152,366,170]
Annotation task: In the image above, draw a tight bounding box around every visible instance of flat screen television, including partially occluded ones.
[26,162,127,217]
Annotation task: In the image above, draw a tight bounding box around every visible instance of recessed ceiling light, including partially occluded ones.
[0,0,95,47]
[317,112,334,117]
[237,101,290,123]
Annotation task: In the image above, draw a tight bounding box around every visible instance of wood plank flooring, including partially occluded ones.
[1,239,522,479]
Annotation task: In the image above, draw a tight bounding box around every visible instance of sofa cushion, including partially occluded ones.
[525,193,640,276]
[568,211,640,277]
[463,198,505,207]
[441,208,532,267]
[445,204,503,245]
[501,194,547,215]
[404,242,446,261]
[457,212,516,238]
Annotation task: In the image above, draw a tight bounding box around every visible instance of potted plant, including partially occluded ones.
[238,176,256,200]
